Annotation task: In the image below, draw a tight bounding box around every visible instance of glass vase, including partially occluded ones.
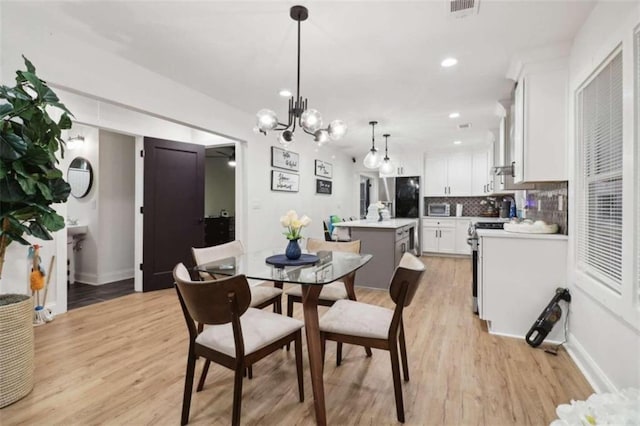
[285,238,302,260]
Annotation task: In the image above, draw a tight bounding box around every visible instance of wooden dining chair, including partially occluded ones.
[173,263,304,426]
[318,252,426,423]
[192,241,283,313]
[284,238,370,360]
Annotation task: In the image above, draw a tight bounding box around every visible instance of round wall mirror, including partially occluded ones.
[67,157,93,198]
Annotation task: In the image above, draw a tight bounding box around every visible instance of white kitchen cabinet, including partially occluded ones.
[422,218,456,254]
[384,153,423,177]
[471,150,489,196]
[512,61,568,183]
[424,153,472,196]
[479,232,568,341]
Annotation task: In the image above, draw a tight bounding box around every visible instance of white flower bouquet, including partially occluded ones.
[280,210,311,240]
[551,388,640,426]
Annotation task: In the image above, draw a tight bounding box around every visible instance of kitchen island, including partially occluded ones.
[333,219,418,289]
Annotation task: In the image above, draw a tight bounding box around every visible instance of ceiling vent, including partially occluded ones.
[447,0,479,19]
[457,122,472,130]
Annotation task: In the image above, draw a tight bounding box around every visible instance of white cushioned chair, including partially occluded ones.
[173,263,304,426]
[192,241,282,313]
[319,252,426,423]
[285,238,370,360]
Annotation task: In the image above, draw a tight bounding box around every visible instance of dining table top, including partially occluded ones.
[195,249,372,285]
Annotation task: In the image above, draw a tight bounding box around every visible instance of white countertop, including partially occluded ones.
[423,216,509,222]
[476,229,568,240]
[333,218,418,229]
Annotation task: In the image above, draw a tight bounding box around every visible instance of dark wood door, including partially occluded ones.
[143,137,204,292]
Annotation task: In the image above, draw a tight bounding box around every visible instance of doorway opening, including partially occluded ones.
[66,126,136,309]
[359,175,372,219]
[204,145,236,247]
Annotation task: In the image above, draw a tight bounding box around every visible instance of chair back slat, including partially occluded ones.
[389,253,426,307]
[307,238,360,254]
[173,263,251,325]
[192,241,245,280]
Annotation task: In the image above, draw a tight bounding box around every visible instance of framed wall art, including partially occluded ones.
[271,146,299,172]
[316,179,332,195]
[271,170,300,192]
[314,159,332,178]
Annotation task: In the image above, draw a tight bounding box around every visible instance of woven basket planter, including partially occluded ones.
[0,294,34,408]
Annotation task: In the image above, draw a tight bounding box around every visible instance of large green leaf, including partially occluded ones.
[49,178,71,202]
[16,174,37,195]
[0,103,13,119]
[0,177,26,202]
[23,144,50,165]
[58,113,71,130]
[45,169,62,180]
[19,71,47,99]
[40,210,65,232]
[0,161,7,179]
[0,131,27,160]
[22,56,36,74]
[35,181,53,200]
[28,220,53,240]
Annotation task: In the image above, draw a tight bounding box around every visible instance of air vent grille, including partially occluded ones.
[447,0,479,18]
[457,123,472,130]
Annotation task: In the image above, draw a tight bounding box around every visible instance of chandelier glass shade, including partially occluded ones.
[363,121,383,169]
[379,134,394,175]
[255,6,346,146]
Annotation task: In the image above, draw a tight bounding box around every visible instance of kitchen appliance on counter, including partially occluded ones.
[467,221,505,314]
[427,203,450,217]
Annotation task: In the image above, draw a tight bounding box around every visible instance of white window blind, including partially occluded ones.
[576,50,623,292]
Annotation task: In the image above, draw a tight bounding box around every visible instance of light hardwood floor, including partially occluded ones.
[2,257,592,425]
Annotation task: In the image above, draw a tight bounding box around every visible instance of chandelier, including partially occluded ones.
[255,5,347,147]
[363,121,383,169]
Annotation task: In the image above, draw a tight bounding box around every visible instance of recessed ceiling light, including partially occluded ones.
[449,112,460,119]
[453,140,462,145]
[279,89,292,97]
[441,57,458,68]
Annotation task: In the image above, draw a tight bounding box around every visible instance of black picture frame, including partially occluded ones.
[316,179,332,195]
[271,146,299,171]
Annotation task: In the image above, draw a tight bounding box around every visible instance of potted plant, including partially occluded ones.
[0,56,72,408]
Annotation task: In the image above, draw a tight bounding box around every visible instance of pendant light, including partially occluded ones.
[379,134,394,175]
[363,121,383,169]
[255,5,347,147]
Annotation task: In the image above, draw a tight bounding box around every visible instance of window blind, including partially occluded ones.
[576,51,623,292]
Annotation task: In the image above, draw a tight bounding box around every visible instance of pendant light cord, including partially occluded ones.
[296,15,301,104]
[371,122,376,150]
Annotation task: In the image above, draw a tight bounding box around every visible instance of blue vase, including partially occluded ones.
[285,238,302,260]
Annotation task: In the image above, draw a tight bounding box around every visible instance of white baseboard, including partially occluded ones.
[565,333,616,393]
[75,268,134,286]
[487,329,564,345]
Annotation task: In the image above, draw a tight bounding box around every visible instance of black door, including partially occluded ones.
[143,137,204,292]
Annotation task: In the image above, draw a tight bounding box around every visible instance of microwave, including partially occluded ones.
[428,203,450,217]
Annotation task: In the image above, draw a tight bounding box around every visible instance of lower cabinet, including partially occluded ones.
[422,219,456,254]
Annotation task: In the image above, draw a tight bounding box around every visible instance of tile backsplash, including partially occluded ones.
[523,181,568,234]
[424,195,515,217]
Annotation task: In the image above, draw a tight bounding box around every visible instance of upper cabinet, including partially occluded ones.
[424,153,472,196]
[511,60,568,183]
[380,153,422,178]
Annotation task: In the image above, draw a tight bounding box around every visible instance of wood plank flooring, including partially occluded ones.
[67,279,135,310]
[2,257,592,425]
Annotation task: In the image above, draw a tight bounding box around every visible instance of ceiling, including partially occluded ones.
[12,1,595,157]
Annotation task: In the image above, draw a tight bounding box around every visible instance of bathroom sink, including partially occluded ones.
[67,224,88,237]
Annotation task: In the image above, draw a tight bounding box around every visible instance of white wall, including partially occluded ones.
[62,124,100,283]
[566,1,640,392]
[205,157,235,217]
[97,130,135,284]
[0,3,355,312]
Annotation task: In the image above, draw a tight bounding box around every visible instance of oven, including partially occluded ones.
[467,221,505,314]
